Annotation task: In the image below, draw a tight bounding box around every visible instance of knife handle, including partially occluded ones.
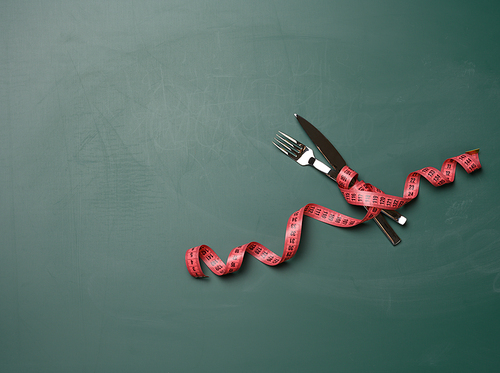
[369,208,402,246]
[324,171,407,226]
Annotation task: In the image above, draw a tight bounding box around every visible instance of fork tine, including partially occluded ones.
[272,140,289,155]
[274,136,294,153]
[278,131,300,146]
[274,136,299,158]
[275,132,301,153]
[277,133,301,152]
[273,139,298,158]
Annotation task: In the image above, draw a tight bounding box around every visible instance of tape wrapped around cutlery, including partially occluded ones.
[186,150,481,278]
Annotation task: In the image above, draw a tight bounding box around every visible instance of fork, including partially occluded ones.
[273,131,402,245]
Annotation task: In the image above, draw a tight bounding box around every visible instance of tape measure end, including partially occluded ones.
[466,148,480,154]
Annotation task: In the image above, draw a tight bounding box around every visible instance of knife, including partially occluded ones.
[295,114,407,226]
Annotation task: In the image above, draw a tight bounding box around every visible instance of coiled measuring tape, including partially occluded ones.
[186,150,481,278]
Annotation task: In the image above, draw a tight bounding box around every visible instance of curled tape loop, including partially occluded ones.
[336,165,357,188]
[186,151,481,278]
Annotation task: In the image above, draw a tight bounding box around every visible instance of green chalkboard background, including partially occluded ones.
[2,1,500,372]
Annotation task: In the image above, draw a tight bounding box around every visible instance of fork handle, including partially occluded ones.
[381,208,407,225]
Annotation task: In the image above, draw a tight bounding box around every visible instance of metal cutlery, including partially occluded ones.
[294,114,406,226]
[273,131,402,246]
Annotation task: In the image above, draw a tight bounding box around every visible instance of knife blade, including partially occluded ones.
[294,114,407,226]
[294,114,347,177]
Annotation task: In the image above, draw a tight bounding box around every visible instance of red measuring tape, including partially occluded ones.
[186,150,481,278]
